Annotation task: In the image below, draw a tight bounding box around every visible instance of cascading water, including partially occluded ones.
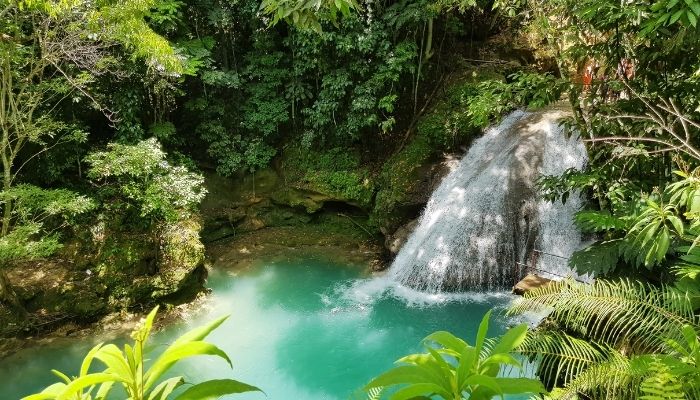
[388,106,587,292]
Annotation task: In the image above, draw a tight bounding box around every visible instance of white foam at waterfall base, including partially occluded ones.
[386,108,589,293]
[326,276,514,309]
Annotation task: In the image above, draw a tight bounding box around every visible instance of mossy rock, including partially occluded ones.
[270,187,332,213]
[54,282,108,316]
[85,218,206,311]
[280,145,376,209]
[201,168,280,212]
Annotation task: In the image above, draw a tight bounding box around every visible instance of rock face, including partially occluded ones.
[200,168,369,244]
[385,218,419,255]
[512,273,552,295]
[0,218,207,337]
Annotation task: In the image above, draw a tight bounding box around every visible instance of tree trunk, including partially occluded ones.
[1,163,11,237]
[424,18,434,62]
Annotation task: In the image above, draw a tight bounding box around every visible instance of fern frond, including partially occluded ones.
[509,279,697,352]
[517,330,610,388]
[639,358,686,400]
[555,351,641,400]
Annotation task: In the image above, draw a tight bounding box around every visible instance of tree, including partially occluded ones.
[0,0,185,309]
[85,138,206,225]
[0,0,184,235]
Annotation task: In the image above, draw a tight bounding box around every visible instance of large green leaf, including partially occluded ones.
[94,344,134,384]
[57,373,125,400]
[389,383,450,400]
[399,353,452,389]
[145,341,232,391]
[463,374,502,396]
[490,323,528,354]
[365,365,443,389]
[172,379,262,400]
[170,315,229,347]
[21,383,66,400]
[474,310,492,356]
[456,346,478,390]
[148,376,184,400]
[424,331,468,354]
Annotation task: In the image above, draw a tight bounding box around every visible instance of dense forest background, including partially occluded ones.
[3,0,700,397]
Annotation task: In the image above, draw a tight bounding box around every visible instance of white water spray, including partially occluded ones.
[387,107,587,292]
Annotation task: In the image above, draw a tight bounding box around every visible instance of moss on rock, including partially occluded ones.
[370,69,506,233]
[280,146,375,209]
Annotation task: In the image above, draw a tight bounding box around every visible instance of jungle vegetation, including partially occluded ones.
[3,0,700,398]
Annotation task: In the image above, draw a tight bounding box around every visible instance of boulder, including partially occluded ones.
[385,218,419,255]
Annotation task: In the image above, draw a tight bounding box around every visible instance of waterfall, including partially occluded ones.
[388,107,587,292]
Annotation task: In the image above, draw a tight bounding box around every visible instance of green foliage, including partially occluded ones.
[574,210,628,233]
[283,145,375,206]
[364,310,545,400]
[293,19,417,144]
[415,79,481,148]
[667,169,700,220]
[371,134,433,230]
[0,185,95,265]
[643,0,700,32]
[24,306,261,400]
[622,199,684,269]
[466,72,562,127]
[260,0,358,32]
[544,167,700,276]
[568,239,624,276]
[10,0,186,73]
[510,279,700,399]
[86,138,206,223]
[0,223,62,265]
[179,0,425,175]
[512,279,696,354]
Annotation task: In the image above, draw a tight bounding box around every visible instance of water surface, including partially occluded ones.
[1,257,518,399]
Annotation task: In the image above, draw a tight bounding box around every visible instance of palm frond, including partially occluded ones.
[568,239,623,276]
[509,279,697,352]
